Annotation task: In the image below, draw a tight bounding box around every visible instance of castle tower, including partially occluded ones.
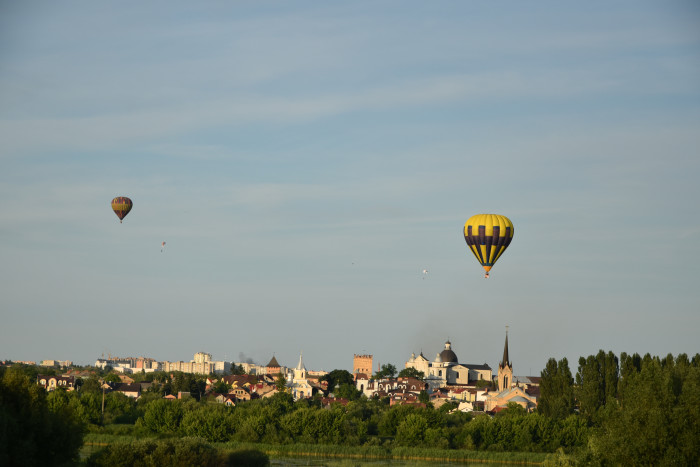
[498,327,513,392]
[353,354,373,378]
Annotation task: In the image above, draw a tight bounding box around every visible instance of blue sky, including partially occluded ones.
[2,1,699,376]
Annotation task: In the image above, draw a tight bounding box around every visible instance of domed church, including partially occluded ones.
[405,340,492,390]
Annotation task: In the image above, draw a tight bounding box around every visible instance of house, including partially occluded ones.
[37,375,76,391]
[215,393,237,406]
[222,374,258,388]
[321,397,349,407]
[230,386,252,401]
[250,382,276,398]
[113,382,141,398]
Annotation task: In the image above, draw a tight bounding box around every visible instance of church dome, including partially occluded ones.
[438,340,458,363]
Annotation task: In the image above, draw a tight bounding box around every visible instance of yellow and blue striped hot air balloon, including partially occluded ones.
[463,214,514,278]
[111,196,133,223]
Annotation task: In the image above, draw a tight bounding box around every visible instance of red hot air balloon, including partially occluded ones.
[111,197,133,223]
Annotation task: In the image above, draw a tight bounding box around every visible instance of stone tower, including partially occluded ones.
[353,354,373,377]
[498,328,513,392]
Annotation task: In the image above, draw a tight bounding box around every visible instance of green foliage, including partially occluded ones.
[575,350,619,422]
[335,382,361,400]
[397,367,425,380]
[211,380,231,394]
[588,353,700,466]
[274,374,287,393]
[373,363,397,380]
[181,405,234,442]
[140,399,184,433]
[69,391,103,425]
[319,369,354,394]
[228,363,246,375]
[80,377,103,393]
[395,413,429,445]
[475,378,493,389]
[0,366,85,466]
[86,437,233,467]
[74,350,698,464]
[104,391,139,424]
[103,373,122,383]
[539,357,575,419]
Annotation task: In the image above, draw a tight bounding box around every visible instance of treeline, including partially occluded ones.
[2,351,699,466]
[538,351,700,465]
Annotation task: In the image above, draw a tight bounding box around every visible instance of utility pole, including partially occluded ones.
[101,384,105,423]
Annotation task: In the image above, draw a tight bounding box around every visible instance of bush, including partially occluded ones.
[86,437,229,466]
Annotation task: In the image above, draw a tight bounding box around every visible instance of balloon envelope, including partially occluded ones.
[463,214,514,275]
[111,197,133,223]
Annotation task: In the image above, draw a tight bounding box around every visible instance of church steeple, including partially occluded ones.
[294,351,306,380]
[498,326,513,392]
[500,327,511,369]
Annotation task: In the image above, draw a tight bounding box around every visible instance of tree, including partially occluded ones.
[397,367,425,380]
[418,390,430,404]
[80,376,102,393]
[103,372,122,383]
[374,363,397,380]
[395,413,429,446]
[0,366,84,465]
[576,354,603,420]
[275,373,287,393]
[319,369,354,394]
[211,380,231,394]
[576,350,620,421]
[335,383,361,400]
[590,353,700,466]
[538,357,574,419]
[140,399,183,434]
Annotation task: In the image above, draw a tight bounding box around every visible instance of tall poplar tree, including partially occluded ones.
[538,357,574,419]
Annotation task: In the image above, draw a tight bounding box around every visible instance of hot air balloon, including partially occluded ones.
[463,214,514,278]
[161,241,166,253]
[111,197,132,223]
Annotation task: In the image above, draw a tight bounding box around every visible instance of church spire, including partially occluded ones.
[498,326,513,392]
[500,326,511,369]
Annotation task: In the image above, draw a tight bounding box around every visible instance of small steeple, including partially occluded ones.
[297,351,305,371]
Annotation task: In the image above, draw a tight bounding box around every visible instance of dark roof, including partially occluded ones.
[223,374,258,385]
[115,383,141,393]
[266,356,281,367]
[439,340,458,363]
[462,363,492,371]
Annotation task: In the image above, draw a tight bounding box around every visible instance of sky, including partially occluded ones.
[1,1,699,377]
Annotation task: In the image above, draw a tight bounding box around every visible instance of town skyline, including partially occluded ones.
[9,333,525,377]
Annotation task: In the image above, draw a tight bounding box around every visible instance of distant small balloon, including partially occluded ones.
[161,241,166,253]
[111,196,132,223]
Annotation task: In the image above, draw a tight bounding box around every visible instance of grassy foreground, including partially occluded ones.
[83,434,548,465]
